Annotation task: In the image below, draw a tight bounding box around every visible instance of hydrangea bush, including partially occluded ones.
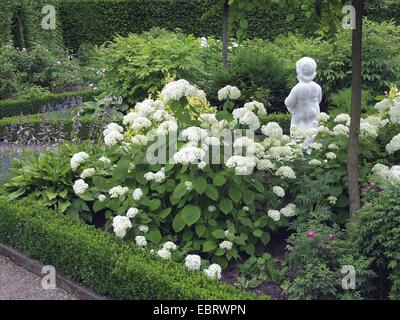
[3,79,400,279]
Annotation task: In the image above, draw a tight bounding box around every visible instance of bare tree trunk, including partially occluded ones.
[347,0,364,216]
[222,0,229,69]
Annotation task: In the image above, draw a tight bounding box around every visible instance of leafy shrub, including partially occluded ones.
[0,61,18,99]
[97,28,205,104]
[350,187,400,300]
[329,88,374,116]
[283,195,375,300]
[207,45,291,113]
[0,199,262,300]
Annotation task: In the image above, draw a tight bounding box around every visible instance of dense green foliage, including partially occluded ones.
[0,0,62,48]
[0,199,262,299]
[350,187,400,299]
[97,29,205,104]
[0,44,98,101]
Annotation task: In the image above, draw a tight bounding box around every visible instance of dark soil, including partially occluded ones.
[221,229,292,300]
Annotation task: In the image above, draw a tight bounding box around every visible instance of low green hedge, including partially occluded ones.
[0,89,98,118]
[0,199,263,299]
[0,112,292,142]
[0,113,97,142]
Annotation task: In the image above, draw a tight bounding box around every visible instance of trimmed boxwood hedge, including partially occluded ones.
[0,111,292,142]
[0,89,98,118]
[0,0,63,48]
[59,0,308,51]
[0,199,265,300]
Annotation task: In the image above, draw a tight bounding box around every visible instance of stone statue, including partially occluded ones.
[285,57,322,143]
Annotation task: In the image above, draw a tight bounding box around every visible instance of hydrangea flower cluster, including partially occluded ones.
[218,85,241,101]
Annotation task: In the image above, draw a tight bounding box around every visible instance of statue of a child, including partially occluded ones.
[285,57,322,142]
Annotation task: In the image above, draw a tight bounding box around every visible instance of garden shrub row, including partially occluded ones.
[58,0,400,51]
[59,0,307,51]
[0,199,263,300]
[0,0,62,48]
[0,89,98,118]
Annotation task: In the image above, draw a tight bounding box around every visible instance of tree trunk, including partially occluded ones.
[222,0,229,69]
[347,0,364,217]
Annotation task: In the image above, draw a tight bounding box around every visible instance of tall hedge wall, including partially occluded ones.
[59,0,307,51]
[0,0,63,48]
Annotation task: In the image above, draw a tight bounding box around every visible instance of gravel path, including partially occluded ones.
[0,255,78,300]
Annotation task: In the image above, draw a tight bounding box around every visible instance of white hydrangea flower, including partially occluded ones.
[199,113,218,128]
[309,142,323,150]
[185,181,193,191]
[375,99,391,113]
[198,161,207,169]
[242,206,249,212]
[139,225,149,233]
[208,206,216,212]
[327,196,337,205]
[113,215,132,238]
[161,79,203,102]
[261,122,283,140]
[205,137,221,146]
[318,125,331,135]
[309,159,322,166]
[181,126,208,142]
[360,121,379,138]
[219,241,233,250]
[226,155,256,175]
[132,188,144,201]
[275,166,296,179]
[163,241,177,251]
[157,248,171,260]
[328,143,339,150]
[268,210,281,222]
[273,186,285,198]
[244,101,267,116]
[130,135,148,146]
[103,123,123,136]
[73,179,89,196]
[386,134,400,154]
[232,107,260,130]
[318,112,330,122]
[372,163,390,174]
[268,146,293,159]
[126,207,139,219]
[99,157,111,165]
[173,146,206,164]
[104,129,124,146]
[334,113,351,125]
[154,170,166,183]
[109,186,129,198]
[280,203,297,217]
[80,168,95,179]
[71,152,89,171]
[218,85,241,101]
[98,194,106,202]
[204,264,222,280]
[144,172,155,181]
[389,103,400,124]
[326,152,337,160]
[257,159,275,171]
[332,124,349,136]
[185,254,202,271]
[135,235,147,247]
[156,120,178,136]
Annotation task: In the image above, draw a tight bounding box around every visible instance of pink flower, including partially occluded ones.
[307,231,315,238]
[328,233,335,241]
[285,245,293,252]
